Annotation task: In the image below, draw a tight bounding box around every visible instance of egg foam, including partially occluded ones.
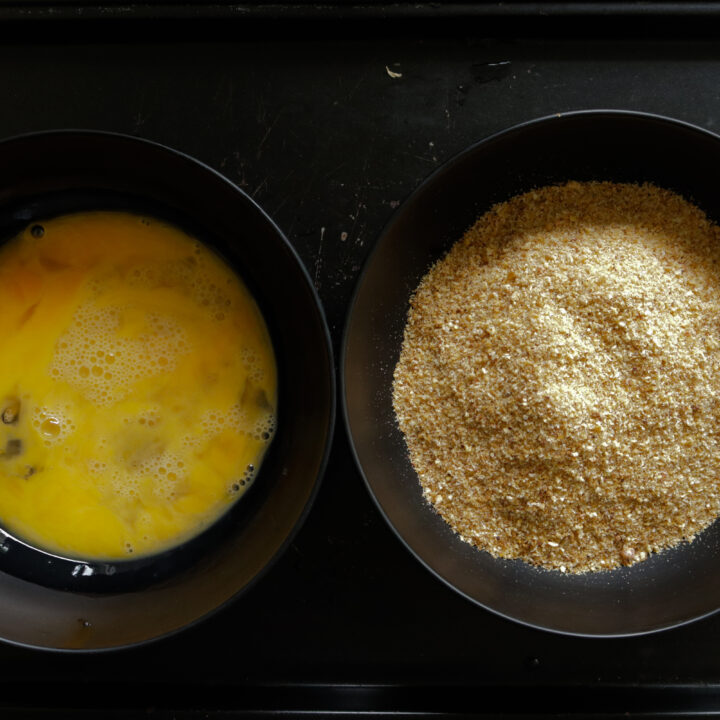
[0,211,277,561]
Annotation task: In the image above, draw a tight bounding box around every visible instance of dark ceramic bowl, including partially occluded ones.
[343,110,720,637]
[0,130,334,650]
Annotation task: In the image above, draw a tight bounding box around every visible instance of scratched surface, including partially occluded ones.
[1,20,720,714]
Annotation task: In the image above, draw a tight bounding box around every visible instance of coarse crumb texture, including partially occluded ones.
[392,181,720,573]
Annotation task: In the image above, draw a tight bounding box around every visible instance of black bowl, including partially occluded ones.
[342,110,720,637]
[0,130,334,650]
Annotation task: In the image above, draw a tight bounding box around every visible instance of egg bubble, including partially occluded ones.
[32,406,74,445]
[50,301,189,407]
[250,411,277,441]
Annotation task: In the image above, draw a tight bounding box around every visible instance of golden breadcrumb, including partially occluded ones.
[393,181,720,573]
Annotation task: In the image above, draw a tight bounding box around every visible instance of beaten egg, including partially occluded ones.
[0,211,277,560]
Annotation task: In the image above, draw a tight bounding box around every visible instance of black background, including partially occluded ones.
[2,5,720,716]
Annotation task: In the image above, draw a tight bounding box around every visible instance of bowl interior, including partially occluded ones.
[0,131,334,650]
[343,111,720,637]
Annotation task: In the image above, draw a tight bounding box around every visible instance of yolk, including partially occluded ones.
[0,211,277,561]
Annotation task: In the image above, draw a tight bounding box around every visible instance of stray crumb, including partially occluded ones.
[2,398,19,424]
[386,66,403,79]
[3,439,22,457]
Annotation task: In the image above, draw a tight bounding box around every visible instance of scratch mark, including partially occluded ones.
[256,95,267,125]
[133,111,148,132]
[223,77,234,118]
[251,177,268,198]
[396,150,435,164]
[324,162,347,180]
[257,110,282,160]
[471,60,512,84]
[272,169,297,215]
[347,153,374,243]
[214,75,235,119]
[349,191,365,240]
[346,67,370,103]
[446,88,451,131]
[315,226,325,289]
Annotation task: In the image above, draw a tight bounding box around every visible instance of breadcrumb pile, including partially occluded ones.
[392,181,720,573]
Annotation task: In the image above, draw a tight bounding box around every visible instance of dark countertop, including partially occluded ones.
[2,9,720,716]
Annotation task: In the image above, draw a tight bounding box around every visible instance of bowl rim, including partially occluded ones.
[0,127,336,653]
[340,108,720,639]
